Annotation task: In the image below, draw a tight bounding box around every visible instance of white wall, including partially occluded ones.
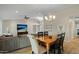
[0,20,2,36]
[1,19,40,36]
[52,6,79,41]
[76,24,79,28]
[2,20,17,36]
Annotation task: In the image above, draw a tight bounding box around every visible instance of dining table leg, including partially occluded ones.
[46,44,49,54]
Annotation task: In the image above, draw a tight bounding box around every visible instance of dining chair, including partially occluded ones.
[49,33,65,54]
[27,35,46,54]
[38,32,43,37]
[44,31,48,36]
[61,33,65,52]
[49,33,62,54]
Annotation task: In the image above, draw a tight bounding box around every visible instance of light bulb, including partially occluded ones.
[45,16,48,20]
[49,15,53,19]
[53,15,56,19]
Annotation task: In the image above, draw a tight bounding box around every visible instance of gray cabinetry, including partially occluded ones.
[0,36,31,53]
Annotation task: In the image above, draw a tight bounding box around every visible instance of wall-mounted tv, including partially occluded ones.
[17,24,28,35]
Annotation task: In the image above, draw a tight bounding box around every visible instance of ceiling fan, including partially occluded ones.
[18,15,30,19]
[24,16,30,19]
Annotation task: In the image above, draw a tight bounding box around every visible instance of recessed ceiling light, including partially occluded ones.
[16,11,19,13]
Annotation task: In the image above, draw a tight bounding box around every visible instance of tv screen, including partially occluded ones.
[17,24,27,32]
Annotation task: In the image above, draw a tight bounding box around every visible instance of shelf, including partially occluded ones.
[44,20,53,33]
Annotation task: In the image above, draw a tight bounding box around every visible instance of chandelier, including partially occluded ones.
[44,15,56,21]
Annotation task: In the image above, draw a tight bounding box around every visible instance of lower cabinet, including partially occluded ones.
[0,36,31,53]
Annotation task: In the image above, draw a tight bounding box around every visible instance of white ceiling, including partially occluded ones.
[0,4,78,20]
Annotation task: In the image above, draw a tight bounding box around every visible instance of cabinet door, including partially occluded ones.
[25,37,31,47]
[19,36,30,48]
[7,38,15,51]
[21,37,26,48]
[2,39,11,52]
[2,40,8,51]
[22,36,26,47]
[19,37,24,48]
[14,37,20,50]
[0,40,4,52]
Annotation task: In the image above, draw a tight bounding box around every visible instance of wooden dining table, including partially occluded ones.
[35,35,57,54]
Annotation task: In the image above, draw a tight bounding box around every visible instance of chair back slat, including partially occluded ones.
[38,32,43,37]
[44,31,48,36]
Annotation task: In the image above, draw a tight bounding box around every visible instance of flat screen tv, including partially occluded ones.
[17,24,28,35]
